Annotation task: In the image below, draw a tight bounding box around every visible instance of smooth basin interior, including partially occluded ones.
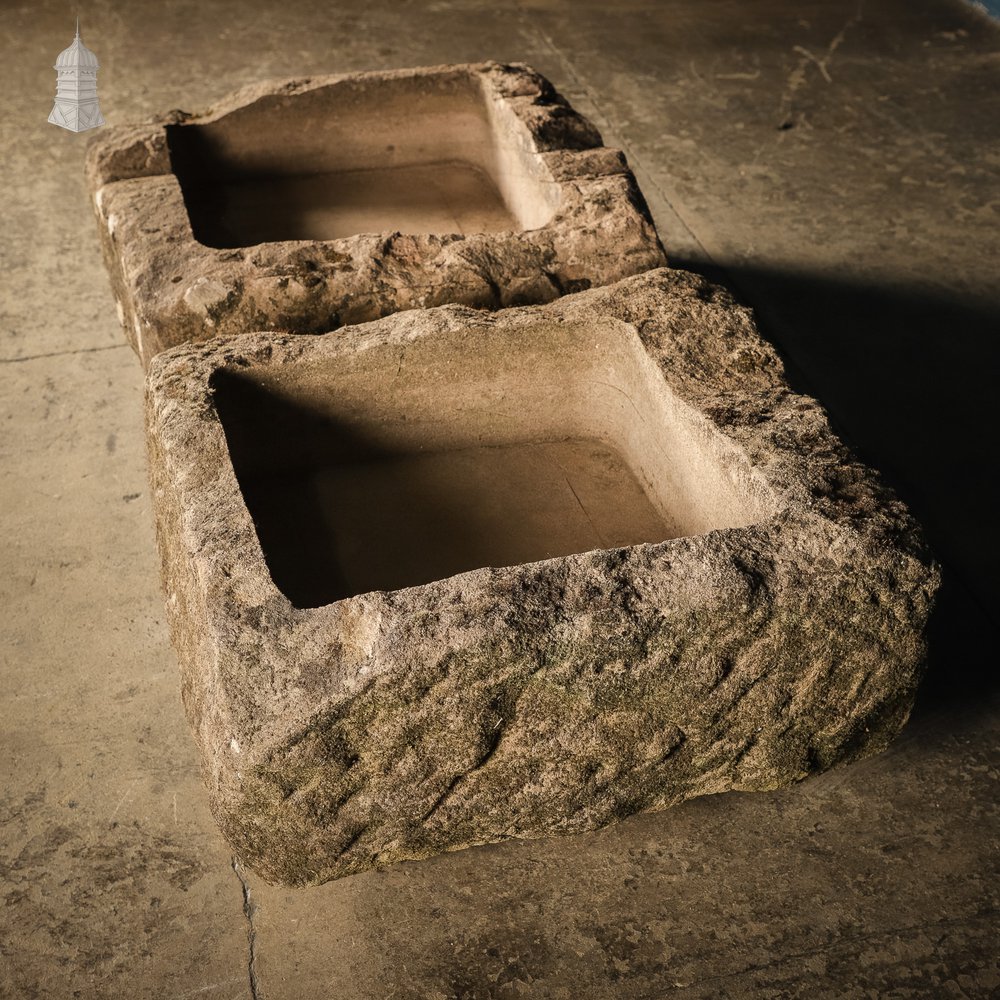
[166,73,560,248]
[212,320,775,608]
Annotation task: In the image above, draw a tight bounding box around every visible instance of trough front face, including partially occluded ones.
[86,62,666,368]
[147,269,938,887]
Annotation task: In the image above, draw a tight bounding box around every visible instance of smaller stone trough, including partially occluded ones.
[147,269,938,886]
[86,62,665,368]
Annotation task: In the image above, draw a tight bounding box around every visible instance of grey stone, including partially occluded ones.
[146,268,938,886]
[86,62,666,368]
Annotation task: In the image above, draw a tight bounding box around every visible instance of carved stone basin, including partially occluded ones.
[165,72,559,247]
[146,269,937,886]
[86,62,666,367]
[209,307,762,609]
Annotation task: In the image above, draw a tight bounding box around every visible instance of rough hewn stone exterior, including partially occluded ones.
[145,269,938,886]
[87,62,666,368]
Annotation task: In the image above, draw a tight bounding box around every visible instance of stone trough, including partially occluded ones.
[86,62,665,368]
[147,268,938,886]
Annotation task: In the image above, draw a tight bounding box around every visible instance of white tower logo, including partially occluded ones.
[49,19,105,133]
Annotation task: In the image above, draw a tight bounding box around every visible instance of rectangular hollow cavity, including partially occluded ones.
[166,74,560,248]
[212,321,773,608]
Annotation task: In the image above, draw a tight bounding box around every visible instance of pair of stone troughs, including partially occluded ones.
[87,63,938,887]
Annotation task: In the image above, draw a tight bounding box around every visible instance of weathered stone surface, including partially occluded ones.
[146,268,938,887]
[87,62,666,368]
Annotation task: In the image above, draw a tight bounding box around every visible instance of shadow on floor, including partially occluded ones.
[671,256,1000,707]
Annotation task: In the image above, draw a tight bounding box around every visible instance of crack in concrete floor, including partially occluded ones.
[0,342,126,365]
[232,858,262,1000]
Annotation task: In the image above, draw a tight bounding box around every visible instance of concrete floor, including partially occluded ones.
[2,1,998,996]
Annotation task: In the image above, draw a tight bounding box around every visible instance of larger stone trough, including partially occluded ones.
[147,268,938,886]
[86,62,665,368]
